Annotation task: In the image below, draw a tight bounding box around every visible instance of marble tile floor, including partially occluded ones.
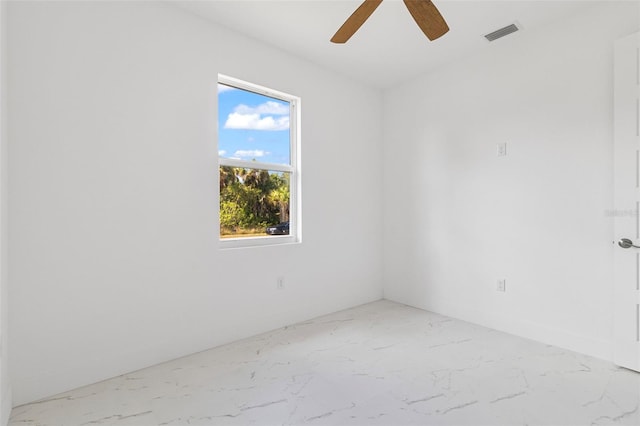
[9,300,640,426]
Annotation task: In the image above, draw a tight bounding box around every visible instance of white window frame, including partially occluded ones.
[218,74,301,248]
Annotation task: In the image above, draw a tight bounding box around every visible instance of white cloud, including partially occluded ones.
[218,150,227,156]
[222,100,289,131]
[234,101,289,116]
[234,150,268,158]
[224,113,289,131]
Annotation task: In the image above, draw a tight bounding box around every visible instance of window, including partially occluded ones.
[217,75,300,246]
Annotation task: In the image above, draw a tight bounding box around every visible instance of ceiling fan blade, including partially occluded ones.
[403,0,449,41]
[331,0,384,44]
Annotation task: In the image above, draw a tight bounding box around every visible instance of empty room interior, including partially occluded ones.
[1,0,640,425]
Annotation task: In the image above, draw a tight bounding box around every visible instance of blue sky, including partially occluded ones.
[218,84,290,166]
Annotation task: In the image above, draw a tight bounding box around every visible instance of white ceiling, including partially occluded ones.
[169,0,603,89]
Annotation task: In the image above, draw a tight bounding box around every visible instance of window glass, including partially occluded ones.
[218,83,290,166]
[219,167,290,238]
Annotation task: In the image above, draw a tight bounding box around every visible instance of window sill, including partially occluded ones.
[219,235,300,250]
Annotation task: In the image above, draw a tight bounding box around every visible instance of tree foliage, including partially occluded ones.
[219,166,290,236]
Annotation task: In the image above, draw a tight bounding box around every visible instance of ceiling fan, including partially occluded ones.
[331,0,449,43]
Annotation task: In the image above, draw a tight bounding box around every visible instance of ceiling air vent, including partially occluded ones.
[484,24,519,42]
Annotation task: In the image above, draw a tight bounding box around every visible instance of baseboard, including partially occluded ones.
[12,293,385,406]
[386,296,612,363]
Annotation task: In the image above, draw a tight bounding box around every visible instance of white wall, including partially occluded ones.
[8,1,383,405]
[0,0,10,423]
[383,1,639,361]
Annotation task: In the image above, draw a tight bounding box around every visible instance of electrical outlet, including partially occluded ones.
[496,279,506,292]
[497,143,507,157]
[277,276,285,290]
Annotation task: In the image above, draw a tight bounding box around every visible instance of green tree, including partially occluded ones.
[267,174,290,222]
[219,167,290,236]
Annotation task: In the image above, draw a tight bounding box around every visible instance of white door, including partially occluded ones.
[613,32,640,372]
